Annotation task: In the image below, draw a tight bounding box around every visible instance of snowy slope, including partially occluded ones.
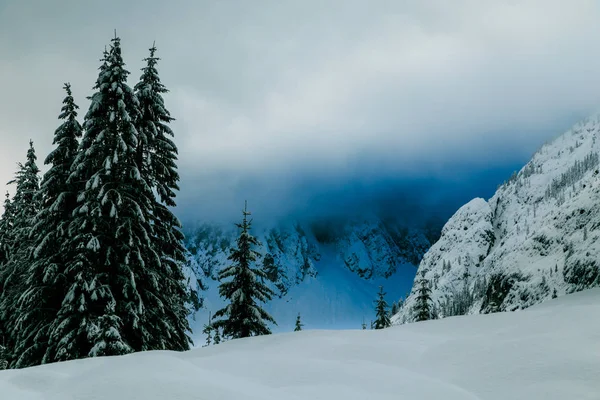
[395,115,600,323]
[185,217,427,339]
[2,288,599,399]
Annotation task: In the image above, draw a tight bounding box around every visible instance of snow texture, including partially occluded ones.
[395,114,600,323]
[1,288,599,399]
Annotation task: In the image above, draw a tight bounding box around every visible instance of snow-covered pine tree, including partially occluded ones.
[134,42,198,351]
[12,84,83,368]
[0,192,14,267]
[0,141,41,365]
[391,301,399,315]
[361,318,367,330]
[373,286,391,329]
[47,36,155,361]
[294,313,303,331]
[413,270,433,322]
[202,312,213,347]
[212,202,277,339]
[0,342,7,370]
[213,327,221,345]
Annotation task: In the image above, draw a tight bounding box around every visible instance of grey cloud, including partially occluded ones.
[0,0,599,222]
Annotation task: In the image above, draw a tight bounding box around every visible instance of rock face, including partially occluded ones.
[394,115,600,324]
[185,215,431,298]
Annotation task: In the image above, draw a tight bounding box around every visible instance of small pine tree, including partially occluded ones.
[552,288,558,299]
[391,301,399,315]
[202,312,213,347]
[212,202,277,339]
[373,286,391,329]
[213,327,221,345]
[361,318,366,330]
[413,270,433,322]
[294,313,303,331]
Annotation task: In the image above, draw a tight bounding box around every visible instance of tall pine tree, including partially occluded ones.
[212,202,276,339]
[47,35,155,361]
[414,270,433,322]
[0,141,41,364]
[133,42,197,352]
[12,84,83,368]
[373,286,391,329]
[0,192,14,353]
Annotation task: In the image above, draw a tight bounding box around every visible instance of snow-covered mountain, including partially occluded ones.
[3,288,599,399]
[183,215,431,339]
[395,115,600,323]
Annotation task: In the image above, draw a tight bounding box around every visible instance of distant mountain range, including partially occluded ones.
[183,215,435,338]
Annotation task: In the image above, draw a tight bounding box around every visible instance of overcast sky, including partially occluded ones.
[1,0,600,224]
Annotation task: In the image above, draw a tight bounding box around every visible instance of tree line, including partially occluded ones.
[0,34,436,369]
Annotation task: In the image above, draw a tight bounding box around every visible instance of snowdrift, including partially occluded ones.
[1,288,599,399]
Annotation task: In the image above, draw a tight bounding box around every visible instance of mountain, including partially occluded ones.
[183,215,432,338]
[3,287,599,399]
[394,115,600,323]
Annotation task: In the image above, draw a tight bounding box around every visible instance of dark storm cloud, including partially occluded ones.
[1,0,599,223]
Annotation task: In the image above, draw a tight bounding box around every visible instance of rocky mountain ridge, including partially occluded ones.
[394,114,600,323]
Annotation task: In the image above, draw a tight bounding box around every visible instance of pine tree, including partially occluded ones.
[414,270,433,322]
[361,319,366,330]
[213,327,221,345]
[0,342,7,370]
[202,312,213,347]
[0,141,41,364]
[391,301,399,315]
[212,202,276,339]
[12,84,83,368]
[47,36,157,361]
[134,42,198,352]
[294,313,303,331]
[0,193,13,350]
[0,192,14,267]
[373,286,391,329]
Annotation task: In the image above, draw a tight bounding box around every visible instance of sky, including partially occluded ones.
[1,0,600,226]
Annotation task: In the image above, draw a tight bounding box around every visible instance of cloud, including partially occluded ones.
[1,0,599,223]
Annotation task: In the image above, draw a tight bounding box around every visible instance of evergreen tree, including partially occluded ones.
[212,202,276,339]
[0,192,14,267]
[12,84,83,368]
[213,327,221,345]
[391,301,399,315]
[294,313,303,331]
[373,286,391,329]
[361,318,366,330]
[0,342,7,370]
[47,36,157,361]
[0,192,13,350]
[414,270,433,322]
[202,312,213,347]
[134,42,198,352]
[0,141,41,364]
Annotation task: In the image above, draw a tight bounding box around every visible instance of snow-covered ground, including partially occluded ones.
[2,288,598,399]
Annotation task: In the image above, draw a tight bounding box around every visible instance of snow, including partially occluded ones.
[1,288,599,399]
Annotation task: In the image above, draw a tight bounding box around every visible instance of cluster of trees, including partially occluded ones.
[0,33,442,369]
[0,35,200,369]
